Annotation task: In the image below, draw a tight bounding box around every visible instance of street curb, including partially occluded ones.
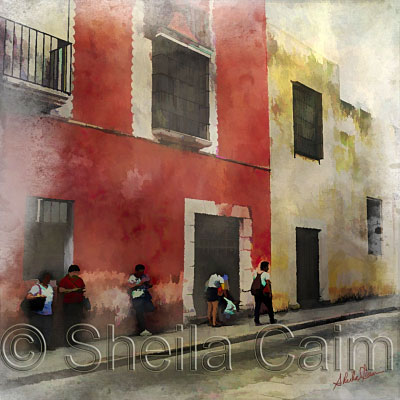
[2,305,398,389]
[129,306,400,356]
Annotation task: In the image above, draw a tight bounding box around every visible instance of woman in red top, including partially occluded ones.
[59,264,86,345]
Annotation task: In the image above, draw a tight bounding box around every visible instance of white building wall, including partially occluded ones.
[268,25,399,309]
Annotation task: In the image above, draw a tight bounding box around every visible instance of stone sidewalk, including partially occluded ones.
[1,295,399,388]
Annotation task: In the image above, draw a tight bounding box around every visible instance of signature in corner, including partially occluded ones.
[333,364,385,390]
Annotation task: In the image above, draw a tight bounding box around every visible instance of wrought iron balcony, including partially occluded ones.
[0,16,72,112]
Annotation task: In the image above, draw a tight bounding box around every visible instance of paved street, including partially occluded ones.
[0,311,398,400]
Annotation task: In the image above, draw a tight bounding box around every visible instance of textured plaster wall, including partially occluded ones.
[0,0,271,336]
[268,25,398,310]
[72,0,134,132]
[213,0,270,167]
[0,114,270,334]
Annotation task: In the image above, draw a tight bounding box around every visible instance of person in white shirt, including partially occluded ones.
[253,261,277,326]
[26,271,55,350]
[205,273,226,327]
[128,264,154,336]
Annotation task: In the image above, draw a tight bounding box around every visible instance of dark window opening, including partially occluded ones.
[367,197,382,255]
[152,35,210,139]
[292,82,323,160]
[23,197,74,281]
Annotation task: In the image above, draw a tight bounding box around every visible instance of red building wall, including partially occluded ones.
[214,0,270,167]
[72,0,133,132]
[0,0,270,335]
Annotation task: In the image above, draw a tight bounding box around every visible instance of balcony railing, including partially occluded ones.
[0,16,72,95]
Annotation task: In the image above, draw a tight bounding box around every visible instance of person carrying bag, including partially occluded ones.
[22,272,55,350]
[251,261,277,326]
[21,284,46,315]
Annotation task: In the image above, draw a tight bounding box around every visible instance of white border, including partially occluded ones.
[131,0,219,153]
[155,32,212,58]
[183,198,254,322]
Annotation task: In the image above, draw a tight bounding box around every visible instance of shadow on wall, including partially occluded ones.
[329,284,395,304]
[1,296,183,347]
[0,271,184,341]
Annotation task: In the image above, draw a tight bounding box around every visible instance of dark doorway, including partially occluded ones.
[23,197,74,281]
[193,214,240,317]
[296,227,320,308]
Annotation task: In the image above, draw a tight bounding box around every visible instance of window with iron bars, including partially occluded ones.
[36,199,70,223]
[292,82,323,161]
[23,197,74,281]
[0,16,72,94]
[152,35,210,139]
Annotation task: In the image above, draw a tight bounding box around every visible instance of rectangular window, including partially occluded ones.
[37,199,69,223]
[152,35,209,139]
[23,197,74,280]
[367,197,382,255]
[292,82,323,160]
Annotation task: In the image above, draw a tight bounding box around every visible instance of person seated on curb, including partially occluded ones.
[219,292,238,324]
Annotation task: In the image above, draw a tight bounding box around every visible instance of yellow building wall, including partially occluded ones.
[267,25,399,311]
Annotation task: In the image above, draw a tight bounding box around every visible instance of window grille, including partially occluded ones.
[367,197,382,255]
[292,82,323,160]
[152,35,209,139]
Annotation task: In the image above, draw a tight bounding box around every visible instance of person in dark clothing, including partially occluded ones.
[205,272,227,327]
[128,264,154,336]
[59,264,86,345]
[253,261,277,326]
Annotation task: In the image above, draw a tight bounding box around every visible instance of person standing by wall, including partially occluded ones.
[205,272,226,327]
[26,271,55,350]
[128,264,154,336]
[59,264,86,345]
[252,261,277,326]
